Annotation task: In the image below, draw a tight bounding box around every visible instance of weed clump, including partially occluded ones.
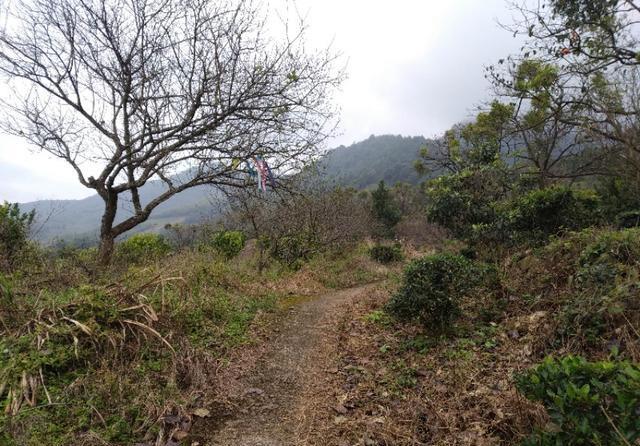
[506,228,640,355]
[516,356,640,445]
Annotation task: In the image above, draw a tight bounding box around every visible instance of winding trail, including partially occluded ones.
[196,283,377,446]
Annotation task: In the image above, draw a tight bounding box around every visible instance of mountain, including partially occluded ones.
[320,134,430,189]
[22,184,219,245]
[19,134,429,244]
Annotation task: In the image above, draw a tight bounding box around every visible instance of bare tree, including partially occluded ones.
[0,0,341,263]
[223,170,372,270]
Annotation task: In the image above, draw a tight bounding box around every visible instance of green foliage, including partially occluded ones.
[414,102,514,177]
[371,181,401,236]
[461,101,514,165]
[559,228,640,347]
[507,228,640,351]
[577,228,640,288]
[595,176,640,223]
[551,0,619,29]
[425,165,509,238]
[369,244,403,264]
[516,356,640,445]
[387,254,495,329]
[482,186,601,246]
[117,233,171,263]
[210,230,246,259]
[514,59,558,96]
[0,202,35,270]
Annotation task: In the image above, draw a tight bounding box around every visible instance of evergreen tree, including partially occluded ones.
[371,181,401,236]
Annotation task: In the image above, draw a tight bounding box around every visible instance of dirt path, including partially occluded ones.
[196,283,377,446]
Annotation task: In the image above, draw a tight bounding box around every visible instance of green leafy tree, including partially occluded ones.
[371,181,401,237]
[414,102,514,176]
[418,105,514,238]
[501,0,640,188]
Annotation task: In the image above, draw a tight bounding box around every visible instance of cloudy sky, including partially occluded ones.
[0,0,521,203]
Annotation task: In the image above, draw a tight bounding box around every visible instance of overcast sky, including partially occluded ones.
[0,0,522,203]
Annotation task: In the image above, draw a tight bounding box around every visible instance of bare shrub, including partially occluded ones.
[395,214,450,249]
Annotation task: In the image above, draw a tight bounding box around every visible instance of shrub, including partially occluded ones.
[425,165,509,238]
[505,228,640,352]
[496,186,601,245]
[0,202,35,271]
[515,356,640,445]
[387,253,493,329]
[596,176,640,220]
[369,244,403,264]
[210,230,246,259]
[117,233,171,263]
[266,234,313,269]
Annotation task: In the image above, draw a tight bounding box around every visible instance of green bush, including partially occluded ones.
[596,176,640,220]
[387,253,494,329]
[0,202,35,270]
[369,244,403,263]
[511,186,599,229]
[577,228,640,288]
[516,356,640,445]
[425,165,509,238]
[117,233,171,263]
[486,186,601,246]
[559,229,640,348]
[210,230,246,259]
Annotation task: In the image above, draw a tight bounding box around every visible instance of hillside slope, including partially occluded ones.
[19,134,430,243]
[320,134,431,189]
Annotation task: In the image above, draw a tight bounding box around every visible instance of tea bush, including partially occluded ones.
[117,233,171,263]
[210,230,246,259]
[495,186,602,245]
[516,356,640,445]
[425,166,509,238]
[369,244,403,264]
[387,253,495,329]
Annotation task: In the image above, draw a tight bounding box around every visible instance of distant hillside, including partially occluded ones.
[320,134,432,189]
[22,183,219,245]
[21,134,430,243]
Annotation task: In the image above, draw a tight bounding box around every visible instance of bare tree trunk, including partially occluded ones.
[98,193,118,265]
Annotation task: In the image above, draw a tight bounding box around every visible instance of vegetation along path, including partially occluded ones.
[193,283,379,446]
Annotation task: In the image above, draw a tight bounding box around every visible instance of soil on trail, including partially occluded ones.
[195,283,378,446]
